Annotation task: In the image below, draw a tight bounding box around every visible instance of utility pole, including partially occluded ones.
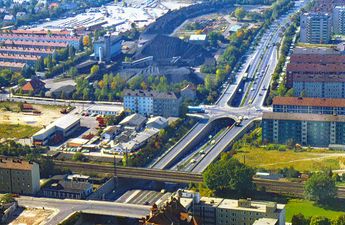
[114,156,118,188]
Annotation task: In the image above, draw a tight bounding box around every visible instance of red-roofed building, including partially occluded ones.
[286,48,345,98]
[140,198,199,225]
[21,77,45,95]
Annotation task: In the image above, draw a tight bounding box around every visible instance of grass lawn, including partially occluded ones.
[0,123,41,139]
[233,146,345,172]
[286,199,345,221]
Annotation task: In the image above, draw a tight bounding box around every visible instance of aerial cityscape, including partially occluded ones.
[1,0,345,224]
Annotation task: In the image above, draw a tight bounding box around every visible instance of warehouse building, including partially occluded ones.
[32,115,80,146]
[0,158,40,195]
[86,105,123,116]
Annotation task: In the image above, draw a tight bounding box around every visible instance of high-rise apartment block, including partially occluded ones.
[333,6,345,35]
[300,12,331,44]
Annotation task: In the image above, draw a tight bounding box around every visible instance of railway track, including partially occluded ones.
[54,160,345,198]
[54,160,203,184]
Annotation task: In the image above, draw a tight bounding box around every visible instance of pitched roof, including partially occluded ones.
[290,54,345,64]
[4,40,68,48]
[273,97,345,107]
[0,61,26,69]
[22,77,45,91]
[287,63,345,73]
[120,113,146,127]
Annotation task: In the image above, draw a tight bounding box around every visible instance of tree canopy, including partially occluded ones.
[203,155,255,196]
[304,173,337,204]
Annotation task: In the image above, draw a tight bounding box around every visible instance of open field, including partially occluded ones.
[0,101,62,127]
[286,199,345,221]
[0,124,41,139]
[233,147,345,172]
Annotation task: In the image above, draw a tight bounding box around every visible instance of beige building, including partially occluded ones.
[0,158,40,195]
[191,196,285,225]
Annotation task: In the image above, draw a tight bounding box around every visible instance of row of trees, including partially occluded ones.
[292,214,345,225]
[73,69,192,101]
[266,21,298,105]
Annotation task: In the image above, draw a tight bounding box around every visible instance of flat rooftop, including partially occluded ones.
[0,158,36,171]
[263,112,345,122]
[86,104,123,113]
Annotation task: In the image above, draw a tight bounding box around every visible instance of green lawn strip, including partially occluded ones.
[286,199,345,221]
[0,124,41,139]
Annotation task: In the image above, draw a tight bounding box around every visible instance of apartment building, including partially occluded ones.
[300,12,331,44]
[192,197,285,225]
[0,158,40,195]
[286,49,345,98]
[0,33,81,49]
[262,112,345,147]
[333,6,345,35]
[273,97,345,115]
[123,89,182,117]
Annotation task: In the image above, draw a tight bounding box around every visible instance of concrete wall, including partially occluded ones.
[87,177,115,200]
[1,202,17,223]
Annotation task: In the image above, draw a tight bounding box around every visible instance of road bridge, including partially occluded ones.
[17,196,151,225]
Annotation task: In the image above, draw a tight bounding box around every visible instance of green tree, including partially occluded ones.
[72,152,85,161]
[333,215,345,225]
[0,194,15,204]
[204,74,215,91]
[310,216,331,225]
[90,65,99,76]
[304,173,337,204]
[234,7,245,21]
[203,156,255,196]
[291,213,309,225]
[35,57,44,71]
[68,46,76,58]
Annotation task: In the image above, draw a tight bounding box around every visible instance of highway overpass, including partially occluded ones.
[17,196,151,225]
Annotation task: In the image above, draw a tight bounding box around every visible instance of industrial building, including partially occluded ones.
[333,6,345,35]
[93,33,123,62]
[32,115,80,145]
[300,12,331,44]
[86,105,123,116]
[0,158,40,195]
[123,89,182,117]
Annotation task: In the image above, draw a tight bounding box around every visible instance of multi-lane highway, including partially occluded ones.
[152,0,308,172]
[151,120,209,169]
